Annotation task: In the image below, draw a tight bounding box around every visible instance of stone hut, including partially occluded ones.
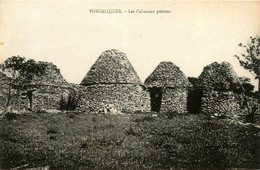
[28,62,73,111]
[0,62,73,111]
[80,49,150,112]
[196,61,244,116]
[144,61,191,113]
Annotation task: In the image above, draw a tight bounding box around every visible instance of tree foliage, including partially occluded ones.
[234,35,260,79]
[234,35,260,105]
[0,56,48,110]
[2,56,47,87]
[239,77,255,97]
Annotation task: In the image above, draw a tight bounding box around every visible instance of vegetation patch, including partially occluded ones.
[0,112,259,169]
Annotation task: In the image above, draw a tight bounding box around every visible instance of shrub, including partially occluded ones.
[60,91,81,111]
[5,112,17,120]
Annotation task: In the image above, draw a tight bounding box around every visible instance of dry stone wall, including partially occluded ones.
[196,62,246,116]
[0,85,73,111]
[144,61,191,113]
[0,94,27,111]
[32,85,73,111]
[1,56,256,115]
[78,84,150,113]
[200,89,243,116]
[160,88,188,113]
[0,96,5,110]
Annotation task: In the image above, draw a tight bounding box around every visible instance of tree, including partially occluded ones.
[239,77,255,97]
[234,35,260,103]
[0,56,47,112]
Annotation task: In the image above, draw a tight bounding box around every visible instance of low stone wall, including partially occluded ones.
[200,89,243,116]
[32,85,73,111]
[0,94,27,111]
[1,83,150,113]
[0,85,73,111]
[160,88,188,113]
[0,95,5,110]
[0,90,29,111]
[78,84,150,113]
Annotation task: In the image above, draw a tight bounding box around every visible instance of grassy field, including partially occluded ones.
[0,111,259,169]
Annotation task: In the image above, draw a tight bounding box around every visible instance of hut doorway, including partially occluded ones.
[27,90,33,111]
[149,87,162,112]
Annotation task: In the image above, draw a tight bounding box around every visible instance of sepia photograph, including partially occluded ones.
[0,1,259,169]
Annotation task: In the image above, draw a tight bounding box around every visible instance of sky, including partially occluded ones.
[0,1,259,90]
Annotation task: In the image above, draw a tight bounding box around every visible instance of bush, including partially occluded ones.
[5,112,17,120]
[60,92,81,111]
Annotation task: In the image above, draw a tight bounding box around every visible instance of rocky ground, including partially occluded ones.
[0,111,259,169]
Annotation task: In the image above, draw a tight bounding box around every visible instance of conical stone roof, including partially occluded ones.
[144,61,191,88]
[0,62,69,87]
[197,61,243,91]
[31,62,69,86]
[81,49,142,85]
